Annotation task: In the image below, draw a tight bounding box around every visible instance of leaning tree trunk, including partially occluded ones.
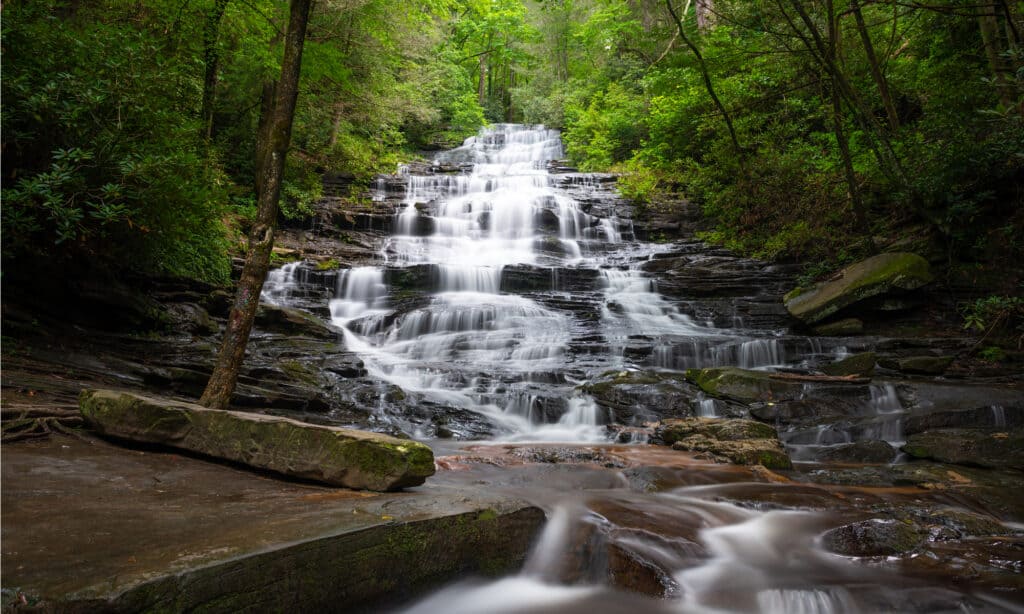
[199,0,313,409]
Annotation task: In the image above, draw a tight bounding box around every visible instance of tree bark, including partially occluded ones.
[850,0,899,131]
[478,54,487,106]
[665,0,743,163]
[200,0,231,141]
[827,0,871,235]
[977,2,1017,112]
[200,0,313,409]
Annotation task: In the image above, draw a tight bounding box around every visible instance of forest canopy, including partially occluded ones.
[3,0,1022,282]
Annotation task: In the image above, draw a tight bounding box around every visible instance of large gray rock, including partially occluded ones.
[79,390,435,491]
[580,370,698,424]
[784,253,933,324]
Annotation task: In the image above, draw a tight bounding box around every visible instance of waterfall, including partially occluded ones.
[271,124,807,441]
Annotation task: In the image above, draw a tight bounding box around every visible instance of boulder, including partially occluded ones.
[581,370,697,424]
[879,355,953,375]
[783,253,933,324]
[821,519,927,557]
[655,417,792,469]
[903,405,1023,435]
[902,428,1024,470]
[685,367,804,403]
[822,352,876,377]
[79,390,435,491]
[812,318,864,336]
[255,304,340,339]
[818,440,897,464]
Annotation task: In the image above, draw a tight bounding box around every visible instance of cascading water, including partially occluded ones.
[265,124,807,440]
[258,124,1022,613]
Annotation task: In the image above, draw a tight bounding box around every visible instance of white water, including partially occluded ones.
[334,125,608,441]
[264,124,804,440]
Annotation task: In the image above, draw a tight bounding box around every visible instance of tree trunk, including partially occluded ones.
[200,0,231,141]
[978,2,1016,112]
[827,0,870,235]
[255,78,277,198]
[850,0,899,131]
[665,0,743,163]
[199,0,313,409]
[478,54,487,106]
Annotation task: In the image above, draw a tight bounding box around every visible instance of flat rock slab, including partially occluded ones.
[1,436,544,612]
[80,389,434,491]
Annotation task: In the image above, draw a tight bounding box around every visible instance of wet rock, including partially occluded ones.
[203,289,234,317]
[783,253,933,324]
[620,466,692,493]
[656,417,778,443]
[655,417,792,469]
[821,519,927,556]
[918,507,1015,539]
[822,352,876,377]
[164,302,218,336]
[606,542,678,598]
[80,389,435,490]
[255,304,340,339]
[903,405,1023,435]
[879,355,954,375]
[581,370,697,424]
[812,318,864,336]
[902,428,1024,470]
[685,367,804,403]
[818,440,897,464]
[750,397,862,424]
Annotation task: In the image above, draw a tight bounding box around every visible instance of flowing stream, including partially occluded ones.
[263,125,1021,613]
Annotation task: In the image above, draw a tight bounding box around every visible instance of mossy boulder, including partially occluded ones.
[685,367,804,403]
[79,390,434,490]
[879,355,953,375]
[822,352,876,377]
[902,428,1024,470]
[655,418,792,469]
[783,253,933,324]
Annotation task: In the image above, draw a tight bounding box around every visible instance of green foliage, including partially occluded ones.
[611,159,659,204]
[962,295,1024,337]
[517,0,1024,264]
[978,346,1007,363]
[2,2,230,283]
[2,0,491,286]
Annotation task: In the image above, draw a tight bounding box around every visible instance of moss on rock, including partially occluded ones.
[655,417,792,469]
[784,253,933,324]
[822,352,876,377]
[79,389,434,490]
[684,367,803,403]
